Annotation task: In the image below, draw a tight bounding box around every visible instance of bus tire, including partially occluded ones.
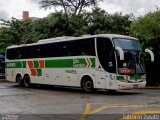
[81,76,94,92]
[16,74,24,87]
[23,75,31,88]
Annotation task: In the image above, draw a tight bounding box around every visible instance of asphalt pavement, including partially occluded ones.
[0,82,159,120]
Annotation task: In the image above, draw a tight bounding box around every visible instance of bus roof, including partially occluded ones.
[7,34,138,49]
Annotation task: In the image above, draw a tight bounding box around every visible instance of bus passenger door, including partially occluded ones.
[105,51,117,90]
[106,72,117,89]
[96,37,117,90]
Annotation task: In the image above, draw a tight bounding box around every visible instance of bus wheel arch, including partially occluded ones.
[81,75,94,92]
[16,73,24,87]
[23,74,31,88]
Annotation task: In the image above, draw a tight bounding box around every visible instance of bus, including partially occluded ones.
[5,34,154,92]
[0,54,5,79]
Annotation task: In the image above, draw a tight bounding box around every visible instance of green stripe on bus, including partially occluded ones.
[6,61,26,68]
[90,58,96,67]
[22,61,26,68]
[117,75,144,80]
[117,76,125,80]
[34,61,39,68]
[37,69,42,76]
[45,58,95,68]
[45,59,73,68]
[130,75,143,80]
[6,58,96,68]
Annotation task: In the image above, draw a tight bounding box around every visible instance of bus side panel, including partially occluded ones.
[77,68,95,87]
[95,57,106,89]
[27,63,45,85]
[30,75,45,84]
[5,68,15,82]
[44,57,78,86]
[62,68,78,87]
[44,68,64,86]
[5,68,26,82]
[44,68,77,86]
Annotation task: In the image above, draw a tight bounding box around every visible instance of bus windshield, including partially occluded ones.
[113,38,145,75]
[113,38,141,50]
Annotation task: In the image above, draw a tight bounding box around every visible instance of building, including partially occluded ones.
[23,11,39,21]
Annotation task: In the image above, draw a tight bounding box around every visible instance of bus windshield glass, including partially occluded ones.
[113,38,141,50]
[113,38,145,75]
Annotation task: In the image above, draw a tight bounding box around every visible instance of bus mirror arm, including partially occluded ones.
[145,49,154,62]
[115,46,124,60]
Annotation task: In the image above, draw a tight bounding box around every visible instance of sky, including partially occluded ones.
[0,0,160,20]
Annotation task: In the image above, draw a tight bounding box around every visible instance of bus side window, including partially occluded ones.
[7,49,16,60]
[21,47,27,59]
[36,45,45,58]
[16,49,22,59]
[52,44,59,57]
[37,48,41,58]
[32,45,43,58]
[57,42,68,57]
[28,46,36,58]
[79,38,95,56]
[67,41,79,56]
[80,40,88,55]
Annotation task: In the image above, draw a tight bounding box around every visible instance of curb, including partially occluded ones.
[144,87,160,90]
[0,79,8,83]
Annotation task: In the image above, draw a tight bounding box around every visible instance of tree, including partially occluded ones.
[67,14,88,36]
[0,18,33,43]
[130,11,160,49]
[39,0,102,15]
[0,7,132,54]
[0,18,26,53]
[0,27,19,53]
[130,10,160,86]
[86,8,131,35]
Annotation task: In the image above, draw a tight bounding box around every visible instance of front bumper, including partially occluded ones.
[116,81,146,90]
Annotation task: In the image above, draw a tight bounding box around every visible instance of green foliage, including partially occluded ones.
[130,10,160,85]
[87,8,132,35]
[130,11,160,50]
[0,27,18,53]
[0,8,132,53]
[0,18,27,53]
[68,14,88,36]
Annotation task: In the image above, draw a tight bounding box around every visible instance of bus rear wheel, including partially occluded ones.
[81,77,94,92]
[23,75,31,88]
[16,75,24,87]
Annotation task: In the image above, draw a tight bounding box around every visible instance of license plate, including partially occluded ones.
[133,84,138,88]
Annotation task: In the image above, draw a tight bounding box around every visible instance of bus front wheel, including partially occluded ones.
[81,77,94,92]
[23,75,31,88]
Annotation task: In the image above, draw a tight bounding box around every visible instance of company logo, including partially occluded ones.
[73,58,92,68]
[7,63,16,68]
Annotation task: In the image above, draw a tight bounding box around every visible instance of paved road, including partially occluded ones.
[0,82,160,120]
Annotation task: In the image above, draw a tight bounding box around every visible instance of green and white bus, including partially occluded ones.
[5,34,154,92]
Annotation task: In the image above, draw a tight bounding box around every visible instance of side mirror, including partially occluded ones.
[115,46,124,60]
[145,49,154,62]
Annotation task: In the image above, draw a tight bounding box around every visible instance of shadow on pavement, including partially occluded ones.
[11,83,143,96]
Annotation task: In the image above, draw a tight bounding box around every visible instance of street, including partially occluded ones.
[0,82,160,120]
